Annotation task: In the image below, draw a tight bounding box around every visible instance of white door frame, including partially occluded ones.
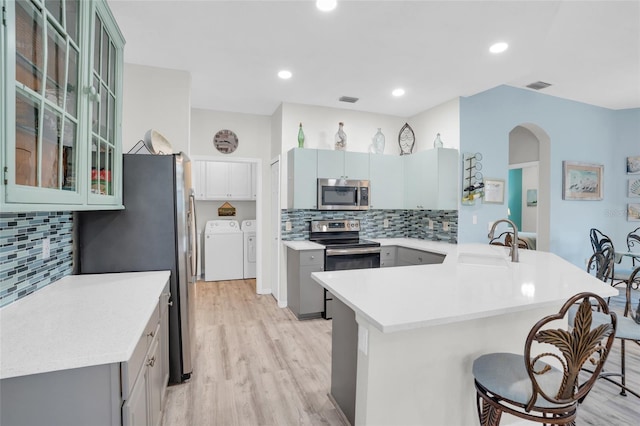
[270,156,285,307]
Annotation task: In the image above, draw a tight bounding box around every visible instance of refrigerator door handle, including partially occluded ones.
[188,192,198,282]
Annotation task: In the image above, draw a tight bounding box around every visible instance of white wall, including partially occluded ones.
[408,98,460,151]
[121,64,191,154]
[190,108,272,294]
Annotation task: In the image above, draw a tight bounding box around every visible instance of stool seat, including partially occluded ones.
[473,353,569,409]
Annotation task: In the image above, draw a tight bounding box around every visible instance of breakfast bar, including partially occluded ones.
[311,242,618,426]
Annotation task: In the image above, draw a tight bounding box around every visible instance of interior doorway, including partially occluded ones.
[508,124,550,251]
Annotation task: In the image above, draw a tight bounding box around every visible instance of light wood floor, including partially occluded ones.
[162,279,639,426]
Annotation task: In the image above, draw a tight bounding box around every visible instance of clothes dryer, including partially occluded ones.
[241,220,257,279]
[204,220,243,281]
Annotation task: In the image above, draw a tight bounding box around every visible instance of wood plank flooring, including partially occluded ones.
[162,280,639,426]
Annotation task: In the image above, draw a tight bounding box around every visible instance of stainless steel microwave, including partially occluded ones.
[317,178,370,211]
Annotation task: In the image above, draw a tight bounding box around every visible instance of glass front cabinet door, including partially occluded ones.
[2,0,124,211]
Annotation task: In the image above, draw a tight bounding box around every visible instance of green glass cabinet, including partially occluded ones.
[1,0,124,211]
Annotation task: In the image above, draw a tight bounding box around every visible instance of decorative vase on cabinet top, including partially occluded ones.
[298,123,305,148]
[371,128,385,154]
[433,133,444,148]
[335,122,347,151]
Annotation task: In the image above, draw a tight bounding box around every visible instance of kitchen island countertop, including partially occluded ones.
[312,242,616,333]
[0,271,170,380]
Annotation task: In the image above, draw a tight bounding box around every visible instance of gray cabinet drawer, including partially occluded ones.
[380,246,397,268]
[299,250,324,266]
[122,302,160,400]
[397,247,445,266]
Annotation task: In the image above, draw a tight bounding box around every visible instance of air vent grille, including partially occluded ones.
[526,81,552,90]
[339,96,359,103]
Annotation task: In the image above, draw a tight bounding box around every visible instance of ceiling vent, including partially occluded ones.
[526,81,552,90]
[339,96,359,103]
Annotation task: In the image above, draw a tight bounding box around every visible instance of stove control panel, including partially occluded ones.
[311,219,360,233]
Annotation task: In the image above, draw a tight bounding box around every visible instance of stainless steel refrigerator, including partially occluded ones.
[75,153,196,384]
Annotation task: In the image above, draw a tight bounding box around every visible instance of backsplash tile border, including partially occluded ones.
[0,212,73,308]
[280,209,458,243]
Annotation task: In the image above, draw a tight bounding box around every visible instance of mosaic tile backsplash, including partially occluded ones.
[281,209,458,242]
[0,212,73,307]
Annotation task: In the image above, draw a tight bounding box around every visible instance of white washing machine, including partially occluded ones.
[241,220,257,279]
[204,220,244,281]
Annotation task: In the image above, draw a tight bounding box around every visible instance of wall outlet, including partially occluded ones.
[285,221,292,231]
[42,237,50,259]
[442,221,449,231]
[383,218,390,228]
[358,325,369,355]
[428,219,434,230]
[472,215,478,225]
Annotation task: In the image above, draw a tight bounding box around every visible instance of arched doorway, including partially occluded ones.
[508,124,550,251]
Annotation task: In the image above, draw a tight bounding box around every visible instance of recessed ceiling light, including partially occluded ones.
[489,42,509,54]
[316,0,337,12]
[392,88,405,97]
[278,70,292,80]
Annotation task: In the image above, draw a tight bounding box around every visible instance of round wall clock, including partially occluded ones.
[213,129,239,154]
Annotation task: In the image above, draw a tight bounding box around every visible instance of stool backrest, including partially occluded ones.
[586,249,614,282]
[590,228,613,253]
[523,293,616,411]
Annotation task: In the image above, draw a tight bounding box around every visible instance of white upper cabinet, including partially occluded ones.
[317,150,369,180]
[288,148,318,209]
[2,0,124,212]
[193,160,252,201]
[369,154,403,209]
[404,148,458,210]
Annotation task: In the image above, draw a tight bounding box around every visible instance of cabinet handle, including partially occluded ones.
[147,356,156,367]
[147,330,155,338]
[168,300,174,307]
[310,256,315,259]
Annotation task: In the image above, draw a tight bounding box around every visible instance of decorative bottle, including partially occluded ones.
[433,133,444,148]
[335,122,347,151]
[372,128,385,154]
[297,122,305,148]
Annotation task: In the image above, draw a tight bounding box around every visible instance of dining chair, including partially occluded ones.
[489,231,529,249]
[472,292,616,425]
[627,227,640,267]
[589,228,630,288]
[592,266,640,398]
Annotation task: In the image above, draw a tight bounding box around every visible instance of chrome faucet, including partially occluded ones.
[488,218,520,263]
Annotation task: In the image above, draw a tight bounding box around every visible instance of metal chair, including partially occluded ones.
[489,231,529,249]
[593,266,640,398]
[588,228,630,288]
[472,293,616,425]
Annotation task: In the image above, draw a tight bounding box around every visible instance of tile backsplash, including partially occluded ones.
[281,209,458,242]
[0,212,73,307]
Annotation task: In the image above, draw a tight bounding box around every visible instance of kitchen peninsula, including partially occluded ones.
[312,241,618,426]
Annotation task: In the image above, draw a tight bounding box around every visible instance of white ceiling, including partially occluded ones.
[107,0,640,117]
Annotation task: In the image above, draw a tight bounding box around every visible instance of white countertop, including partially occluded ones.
[282,240,325,250]
[312,241,617,333]
[0,271,170,380]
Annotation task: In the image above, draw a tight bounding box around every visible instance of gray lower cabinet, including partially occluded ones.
[380,246,397,267]
[0,282,170,426]
[396,247,445,266]
[331,297,358,425]
[287,248,324,319]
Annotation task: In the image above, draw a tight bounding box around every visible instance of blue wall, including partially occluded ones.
[459,85,639,267]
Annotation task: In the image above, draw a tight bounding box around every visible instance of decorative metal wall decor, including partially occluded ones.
[398,123,415,155]
[462,152,483,205]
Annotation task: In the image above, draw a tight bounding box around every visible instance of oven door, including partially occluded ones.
[323,247,380,319]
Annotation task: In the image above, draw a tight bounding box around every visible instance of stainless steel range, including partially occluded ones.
[309,219,381,319]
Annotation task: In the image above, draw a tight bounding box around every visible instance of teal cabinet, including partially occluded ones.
[404,148,458,210]
[288,148,318,209]
[1,0,124,212]
[317,150,369,180]
[369,154,403,209]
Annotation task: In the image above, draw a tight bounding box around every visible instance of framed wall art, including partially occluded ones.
[562,161,603,201]
[629,204,640,221]
[629,178,640,198]
[483,178,505,204]
[627,156,640,175]
[526,189,538,206]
